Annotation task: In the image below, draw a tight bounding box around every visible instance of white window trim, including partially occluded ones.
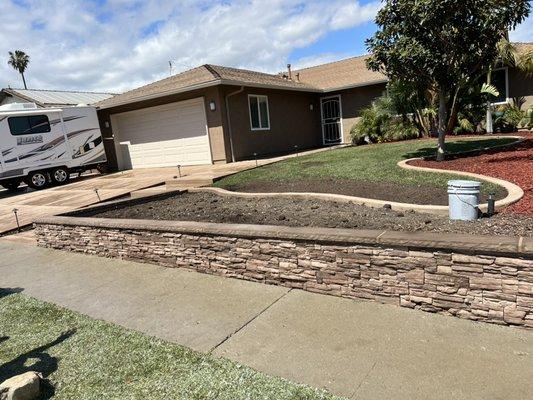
[490,67,509,106]
[248,94,270,131]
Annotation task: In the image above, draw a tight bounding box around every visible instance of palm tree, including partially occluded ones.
[7,50,30,89]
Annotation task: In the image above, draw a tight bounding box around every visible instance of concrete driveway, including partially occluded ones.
[0,146,339,234]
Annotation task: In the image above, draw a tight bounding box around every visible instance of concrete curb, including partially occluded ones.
[197,136,525,215]
[398,159,524,212]
[34,215,532,257]
[191,187,451,215]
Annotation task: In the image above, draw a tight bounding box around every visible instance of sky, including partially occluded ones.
[1,0,532,94]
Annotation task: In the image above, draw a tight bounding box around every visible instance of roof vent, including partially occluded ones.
[0,102,38,112]
[287,64,292,80]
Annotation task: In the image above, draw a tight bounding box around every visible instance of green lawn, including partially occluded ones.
[0,290,341,400]
[215,137,517,194]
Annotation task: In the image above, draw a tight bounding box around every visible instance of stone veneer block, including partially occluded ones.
[34,216,533,329]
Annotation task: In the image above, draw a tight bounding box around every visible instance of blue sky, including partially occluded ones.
[0,0,531,93]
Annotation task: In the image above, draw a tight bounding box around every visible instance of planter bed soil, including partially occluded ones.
[221,179,505,206]
[76,191,532,237]
[411,132,532,214]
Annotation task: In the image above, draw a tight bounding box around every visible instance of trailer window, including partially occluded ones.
[8,115,51,135]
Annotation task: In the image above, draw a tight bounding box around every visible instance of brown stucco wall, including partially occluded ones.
[221,85,322,161]
[97,81,388,169]
[97,86,229,171]
[328,83,386,143]
[508,67,533,109]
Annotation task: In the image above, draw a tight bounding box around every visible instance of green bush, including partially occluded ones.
[350,109,419,144]
[382,120,420,141]
[350,106,390,144]
[494,104,525,132]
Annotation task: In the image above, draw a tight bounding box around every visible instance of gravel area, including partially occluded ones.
[79,191,533,237]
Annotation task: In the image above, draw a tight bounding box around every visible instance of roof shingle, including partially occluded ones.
[293,55,387,91]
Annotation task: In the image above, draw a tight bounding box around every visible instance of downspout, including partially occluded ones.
[225,86,244,163]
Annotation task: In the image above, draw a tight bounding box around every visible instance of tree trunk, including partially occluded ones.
[436,91,447,161]
[21,72,27,89]
[486,70,493,134]
[415,109,429,137]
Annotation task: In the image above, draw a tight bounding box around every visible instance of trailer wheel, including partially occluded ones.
[51,167,70,185]
[26,171,48,190]
[1,179,22,191]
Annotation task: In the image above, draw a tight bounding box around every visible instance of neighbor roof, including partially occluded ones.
[292,55,387,91]
[97,64,317,109]
[1,88,115,107]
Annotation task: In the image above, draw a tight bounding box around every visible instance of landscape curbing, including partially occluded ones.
[203,135,525,215]
[398,158,524,211]
[34,216,533,329]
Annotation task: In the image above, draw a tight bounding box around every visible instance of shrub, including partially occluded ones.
[493,104,525,132]
[350,108,419,144]
[382,120,420,142]
[350,106,390,144]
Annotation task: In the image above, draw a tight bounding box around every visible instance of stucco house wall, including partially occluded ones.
[508,67,533,109]
[222,86,322,161]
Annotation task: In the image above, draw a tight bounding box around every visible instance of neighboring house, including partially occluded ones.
[0,88,115,108]
[96,43,533,171]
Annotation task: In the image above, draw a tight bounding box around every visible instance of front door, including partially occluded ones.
[320,95,343,145]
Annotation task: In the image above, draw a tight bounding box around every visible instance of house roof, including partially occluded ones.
[292,55,387,91]
[96,64,317,109]
[0,88,115,107]
[97,42,531,110]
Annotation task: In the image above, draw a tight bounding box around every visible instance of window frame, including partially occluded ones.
[490,67,509,106]
[7,114,51,136]
[248,94,270,131]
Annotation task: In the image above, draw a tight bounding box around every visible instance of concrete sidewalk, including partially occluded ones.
[0,241,531,399]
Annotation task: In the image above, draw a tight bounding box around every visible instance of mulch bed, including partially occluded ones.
[224,179,504,206]
[78,191,533,237]
[410,132,533,215]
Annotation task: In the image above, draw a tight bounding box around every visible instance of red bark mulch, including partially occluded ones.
[409,132,533,215]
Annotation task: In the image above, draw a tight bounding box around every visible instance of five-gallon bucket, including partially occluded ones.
[448,180,481,221]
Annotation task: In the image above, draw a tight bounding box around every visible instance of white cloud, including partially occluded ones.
[509,13,533,42]
[0,0,381,93]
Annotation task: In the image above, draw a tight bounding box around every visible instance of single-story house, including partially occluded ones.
[96,43,533,171]
[0,88,115,108]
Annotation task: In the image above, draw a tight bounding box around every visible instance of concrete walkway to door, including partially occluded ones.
[0,146,340,234]
[0,241,531,400]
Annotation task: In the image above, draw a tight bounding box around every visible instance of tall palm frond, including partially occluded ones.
[7,50,30,89]
[497,38,533,77]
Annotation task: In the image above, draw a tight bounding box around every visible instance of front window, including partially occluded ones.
[249,95,270,130]
[8,115,51,135]
[491,68,508,104]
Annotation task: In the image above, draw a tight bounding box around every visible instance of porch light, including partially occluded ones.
[309,103,314,111]
[209,100,216,111]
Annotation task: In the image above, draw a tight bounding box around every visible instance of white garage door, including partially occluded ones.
[111,97,212,169]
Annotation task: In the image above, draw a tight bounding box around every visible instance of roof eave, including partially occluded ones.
[97,77,389,111]
[2,88,45,107]
[322,79,389,93]
[219,79,321,93]
[97,79,222,110]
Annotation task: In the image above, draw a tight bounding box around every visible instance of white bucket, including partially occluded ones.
[448,180,481,221]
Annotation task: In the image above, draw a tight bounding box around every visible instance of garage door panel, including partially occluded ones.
[113,98,212,169]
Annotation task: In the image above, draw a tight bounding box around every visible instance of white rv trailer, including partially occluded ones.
[0,103,106,190]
